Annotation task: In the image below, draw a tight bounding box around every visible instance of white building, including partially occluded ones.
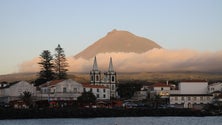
[169,80,213,109]
[90,57,118,98]
[208,82,222,94]
[0,81,36,103]
[82,83,110,100]
[37,79,83,101]
[179,80,208,94]
[170,94,213,109]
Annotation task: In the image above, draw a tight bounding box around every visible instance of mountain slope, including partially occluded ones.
[74,29,161,59]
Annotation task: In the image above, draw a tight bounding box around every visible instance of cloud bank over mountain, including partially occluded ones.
[19,48,222,73]
[18,30,222,73]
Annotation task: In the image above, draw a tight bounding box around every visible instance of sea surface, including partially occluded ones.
[0,117,221,125]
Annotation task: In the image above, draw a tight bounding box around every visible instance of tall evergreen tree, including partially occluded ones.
[54,44,68,79]
[38,50,55,82]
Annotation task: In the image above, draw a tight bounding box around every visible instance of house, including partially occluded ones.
[149,83,171,99]
[37,79,83,101]
[90,57,118,98]
[169,80,213,109]
[132,90,147,101]
[208,82,222,94]
[82,83,110,100]
[0,81,36,103]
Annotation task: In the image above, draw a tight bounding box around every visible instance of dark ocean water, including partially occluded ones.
[0,117,221,125]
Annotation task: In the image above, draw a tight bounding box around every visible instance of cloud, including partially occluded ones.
[19,49,222,73]
[19,57,40,73]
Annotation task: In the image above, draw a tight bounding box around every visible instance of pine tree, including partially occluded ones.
[54,44,68,79]
[38,50,55,82]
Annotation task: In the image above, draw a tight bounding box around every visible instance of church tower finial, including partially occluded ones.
[93,56,98,71]
[108,57,114,72]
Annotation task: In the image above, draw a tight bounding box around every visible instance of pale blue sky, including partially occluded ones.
[0,0,222,75]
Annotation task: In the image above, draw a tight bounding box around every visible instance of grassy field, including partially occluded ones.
[0,72,222,83]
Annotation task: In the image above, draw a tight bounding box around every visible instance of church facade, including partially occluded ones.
[90,57,118,98]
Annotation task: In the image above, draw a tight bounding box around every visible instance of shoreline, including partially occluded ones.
[0,108,217,120]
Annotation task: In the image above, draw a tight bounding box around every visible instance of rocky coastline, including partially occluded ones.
[0,108,217,120]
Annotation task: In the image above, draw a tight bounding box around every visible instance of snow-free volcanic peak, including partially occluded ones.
[74,29,161,59]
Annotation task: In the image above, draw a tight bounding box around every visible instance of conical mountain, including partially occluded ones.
[74,29,161,59]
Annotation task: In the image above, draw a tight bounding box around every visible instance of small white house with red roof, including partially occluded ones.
[82,83,110,100]
[149,83,171,98]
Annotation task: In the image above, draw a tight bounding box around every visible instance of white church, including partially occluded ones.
[90,57,118,98]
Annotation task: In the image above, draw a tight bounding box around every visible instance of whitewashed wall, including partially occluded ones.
[179,82,208,94]
[4,81,36,97]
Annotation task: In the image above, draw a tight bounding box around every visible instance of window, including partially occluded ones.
[103,89,106,93]
[103,94,106,98]
[200,96,203,101]
[111,76,115,82]
[111,85,115,90]
[193,97,196,101]
[188,97,191,101]
[83,88,86,92]
[96,75,99,81]
[73,88,77,93]
[52,89,55,93]
[42,89,47,94]
[175,97,178,101]
[63,87,67,93]
[97,94,99,98]
[90,88,92,92]
[181,97,184,101]
[97,88,99,92]
[91,76,94,81]
[161,88,163,90]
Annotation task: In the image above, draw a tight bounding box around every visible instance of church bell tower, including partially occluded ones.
[104,57,117,83]
[90,56,101,84]
[104,57,117,98]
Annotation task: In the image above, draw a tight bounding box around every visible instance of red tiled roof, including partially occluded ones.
[81,83,108,89]
[40,80,64,87]
[150,83,170,87]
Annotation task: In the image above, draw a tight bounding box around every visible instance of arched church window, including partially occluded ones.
[96,75,99,81]
[91,76,94,81]
[111,76,115,82]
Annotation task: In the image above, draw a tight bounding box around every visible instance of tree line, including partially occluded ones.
[35,44,68,86]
